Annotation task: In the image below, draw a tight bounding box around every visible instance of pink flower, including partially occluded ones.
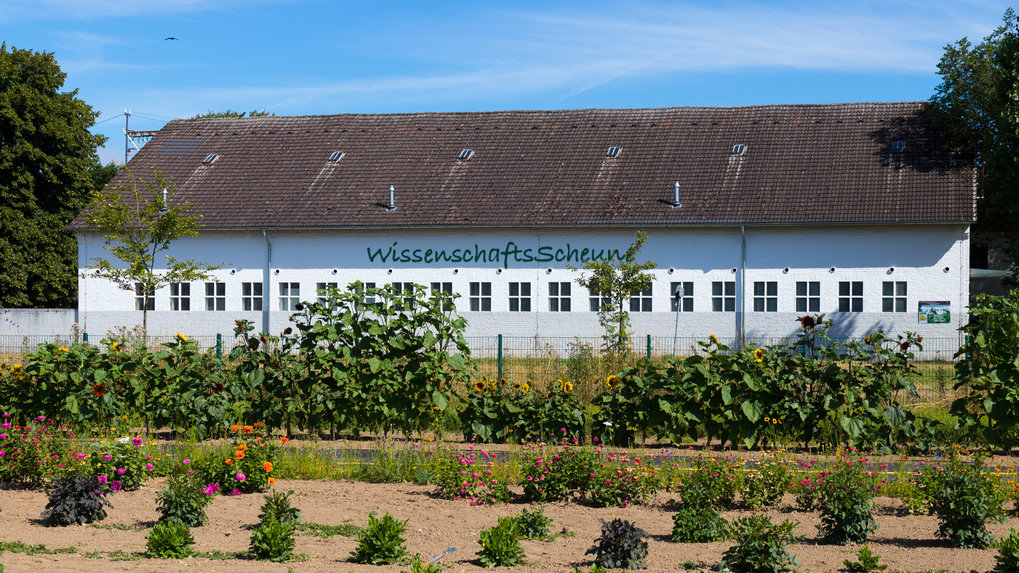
[97,475,108,484]
[131,437,143,446]
[145,464,154,470]
[230,488,242,496]
[103,454,113,461]
[236,472,246,481]
[1,423,10,429]
[110,480,122,492]
[116,467,126,475]
[183,459,191,465]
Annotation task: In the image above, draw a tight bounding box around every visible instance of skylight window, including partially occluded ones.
[328,151,346,162]
[606,146,622,158]
[731,144,747,156]
[202,153,219,164]
[891,140,905,152]
[458,149,475,161]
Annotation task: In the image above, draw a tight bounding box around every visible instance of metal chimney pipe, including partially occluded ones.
[160,187,168,214]
[670,180,682,209]
[386,185,397,211]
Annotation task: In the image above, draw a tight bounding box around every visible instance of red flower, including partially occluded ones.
[799,315,815,330]
[92,383,107,398]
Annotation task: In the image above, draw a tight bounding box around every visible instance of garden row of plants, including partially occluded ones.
[2,288,1018,451]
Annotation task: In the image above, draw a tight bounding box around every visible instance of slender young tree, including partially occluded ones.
[569,231,657,354]
[84,170,220,334]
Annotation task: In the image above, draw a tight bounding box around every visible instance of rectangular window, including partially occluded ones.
[589,289,610,312]
[753,281,778,312]
[838,281,863,312]
[508,282,531,312]
[279,282,300,311]
[316,282,338,303]
[169,283,190,311]
[430,282,453,311]
[469,282,491,311]
[712,281,735,312]
[548,282,571,312]
[671,282,693,312]
[134,282,155,311]
[204,282,225,311]
[242,282,263,311]
[795,281,820,313]
[390,282,416,310]
[882,281,907,312]
[629,285,653,312]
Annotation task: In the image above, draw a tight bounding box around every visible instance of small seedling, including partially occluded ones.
[844,545,887,572]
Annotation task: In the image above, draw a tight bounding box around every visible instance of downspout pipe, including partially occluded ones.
[739,225,746,350]
[262,230,272,334]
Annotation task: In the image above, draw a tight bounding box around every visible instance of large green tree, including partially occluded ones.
[926,9,1019,273]
[0,43,117,308]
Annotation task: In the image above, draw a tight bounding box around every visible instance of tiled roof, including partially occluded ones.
[71,103,976,230]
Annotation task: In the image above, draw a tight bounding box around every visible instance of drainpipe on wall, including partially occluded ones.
[261,230,272,334]
[739,225,747,350]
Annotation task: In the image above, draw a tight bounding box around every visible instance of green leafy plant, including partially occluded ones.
[155,471,214,527]
[719,514,802,573]
[572,566,608,573]
[521,442,596,502]
[432,448,512,505]
[192,424,279,494]
[258,490,302,524]
[671,483,728,543]
[995,528,1019,572]
[929,455,1007,548]
[146,520,194,558]
[477,515,525,568]
[586,453,658,508]
[42,475,111,526]
[514,507,552,540]
[844,545,888,572]
[742,457,792,509]
[403,553,444,573]
[586,518,648,570]
[249,517,296,562]
[815,459,879,544]
[352,512,409,565]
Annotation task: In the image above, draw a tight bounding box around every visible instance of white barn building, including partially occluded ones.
[72,103,976,347]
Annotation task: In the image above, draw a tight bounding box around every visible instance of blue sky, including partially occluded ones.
[3,0,1014,165]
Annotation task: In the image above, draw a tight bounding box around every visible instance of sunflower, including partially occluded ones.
[176,332,188,342]
[754,348,764,362]
[498,377,506,387]
[606,375,620,389]
[474,380,486,392]
[562,381,574,393]
[799,315,816,329]
[710,334,719,345]
[512,382,522,390]
[92,383,107,398]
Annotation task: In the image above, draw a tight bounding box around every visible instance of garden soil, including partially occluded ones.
[0,478,1010,572]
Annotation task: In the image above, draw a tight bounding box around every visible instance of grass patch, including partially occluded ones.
[88,523,146,532]
[0,541,78,555]
[297,521,362,538]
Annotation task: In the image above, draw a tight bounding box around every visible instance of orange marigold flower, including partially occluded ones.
[230,424,241,432]
[225,458,234,465]
[255,436,263,442]
[268,477,276,485]
[234,450,245,460]
[263,462,273,472]
[237,444,248,451]
[242,425,254,434]
[279,436,289,444]
[253,422,263,428]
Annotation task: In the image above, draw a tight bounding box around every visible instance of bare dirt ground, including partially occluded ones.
[0,478,1011,573]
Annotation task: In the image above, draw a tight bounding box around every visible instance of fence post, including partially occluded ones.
[83,332,88,343]
[216,333,222,371]
[497,334,503,381]
[646,334,651,360]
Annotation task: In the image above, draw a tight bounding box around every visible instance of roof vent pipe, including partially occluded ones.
[386,185,397,211]
[670,181,683,209]
[160,188,168,214]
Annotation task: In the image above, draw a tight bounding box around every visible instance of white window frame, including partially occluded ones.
[671,281,693,312]
[509,282,531,312]
[753,281,778,312]
[795,281,820,313]
[279,282,300,311]
[712,281,735,312]
[629,285,653,312]
[469,282,491,312]
[838,281,863,313]
[242,282,263,311]
[169,282,191,311]
[548,281,571,312]
[882,281,907,313]
[205,282,225,311]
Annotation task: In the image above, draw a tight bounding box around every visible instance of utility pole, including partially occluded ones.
[124,109,131,165]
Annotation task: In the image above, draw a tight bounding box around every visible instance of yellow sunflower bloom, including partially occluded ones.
[176,332,188,342]
[754,348,764,362]
[710,334,719,345]
[474,380,486,392]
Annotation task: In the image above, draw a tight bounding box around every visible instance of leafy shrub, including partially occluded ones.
[844,545,888,572]
[258,489,301,524]
[352,512,409,565]
[815,459,879,544]
[996,529,1019,573]
[896,465,938,515]
[572,566,608,573]
[432,447,512,505]
[146,520,194,558]
[514,507,552,540]
[586,453,657,508]
[249,517,296,562]
[586,518,648,570]
[192,424,279,494]
[404,553,444,573]
[682,456,742,508]
[477,516,525,568]
[719,514,802,573]
[742,457,791,509]
[929,455,1007,548]
[42,475,111,526]
[0,416,83,487]
[89,440,157,492]
[522,442,596,502]
[155,471,214,527]
[671,483,728,543]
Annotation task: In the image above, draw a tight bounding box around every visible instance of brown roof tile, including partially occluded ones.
[71,103,976,230]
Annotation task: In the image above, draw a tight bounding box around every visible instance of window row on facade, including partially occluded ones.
[137,279,912,314]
